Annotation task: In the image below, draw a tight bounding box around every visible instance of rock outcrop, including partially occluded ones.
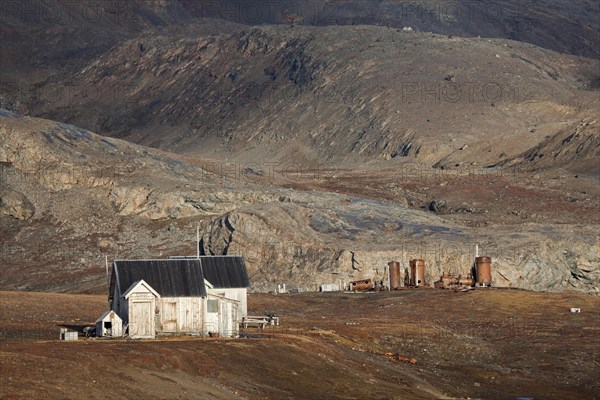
[0,189,34,220]
[200,203,600,293]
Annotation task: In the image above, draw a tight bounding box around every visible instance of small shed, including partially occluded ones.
[95,310,123,337]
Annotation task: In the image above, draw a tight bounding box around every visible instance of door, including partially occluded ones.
[205,299,219,335]
[131,301,154,338]
[161,301,177,332]
[178,299,200,333]
[219,301,237,338]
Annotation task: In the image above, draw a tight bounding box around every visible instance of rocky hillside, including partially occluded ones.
[0,1,598,295]
[1,111,598,294]
[2,0,598,64]
[0,110,278,292]
[4,24,599,171]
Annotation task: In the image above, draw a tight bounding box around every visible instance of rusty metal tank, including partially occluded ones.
[409,259,426,287]
[388,261,401,290]
[458,273,474,287]
[350,279,373,291]
[475,256,492,286]
[441,272,455,287]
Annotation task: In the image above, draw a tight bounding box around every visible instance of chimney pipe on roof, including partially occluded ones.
[105,255,110,305]
[197,224,200,259]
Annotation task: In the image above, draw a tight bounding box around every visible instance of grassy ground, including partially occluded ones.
[0,290,598,399]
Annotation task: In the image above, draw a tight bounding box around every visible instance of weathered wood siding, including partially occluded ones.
[126,283,159,339]
[110,312,123,337]
[205,294,239,337]
[205,296,219,335]
[158,297,204,334]
[109,276,245,338]
[207,288,247,319]
[219,300,238,337]
[120,297,129,325]
[128,294,156,338]
[96,311,123,337]
[111,286,125,324]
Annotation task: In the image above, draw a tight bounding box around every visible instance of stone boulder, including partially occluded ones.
[0,189,34,220]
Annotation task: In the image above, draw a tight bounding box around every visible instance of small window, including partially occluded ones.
[104,322,112,329]
[207,299,218,313]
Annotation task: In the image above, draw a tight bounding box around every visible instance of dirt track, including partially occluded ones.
[0,290,598,399]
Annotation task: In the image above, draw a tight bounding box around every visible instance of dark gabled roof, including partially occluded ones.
[112,259,207,297]
[109,257,250,298]
[200,256,250,289]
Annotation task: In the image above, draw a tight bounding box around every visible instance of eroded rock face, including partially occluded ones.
[108,185,281,220]
[495,243,600,293]
[200,207,343,292]
[1,112,598,294]
[0,190,34,220]
[201,206,600,293]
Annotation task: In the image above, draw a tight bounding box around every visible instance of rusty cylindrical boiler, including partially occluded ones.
[409,259,426,287]
[475,256,492,286]
[458,273,474,287]
[351,279,373,291]
[388,261,401,290]
[441,272,455,287]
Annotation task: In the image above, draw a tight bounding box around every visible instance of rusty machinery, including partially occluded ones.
[386,259,428,288]
[350,253,492,292]
[434,255,493,289]
[388,261,402,290]
[434,272,474,289]
[387,260,428,289]
[409,259,427,287]
[350,279,373,291]
[474,256,492,287]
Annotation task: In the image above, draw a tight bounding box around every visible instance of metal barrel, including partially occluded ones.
[388,261,401,289]
[409,259,426,287]
[475,256,492,286]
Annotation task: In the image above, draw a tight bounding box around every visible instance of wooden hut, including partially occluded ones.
[107,257,249,339]
[95,310,123,337]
